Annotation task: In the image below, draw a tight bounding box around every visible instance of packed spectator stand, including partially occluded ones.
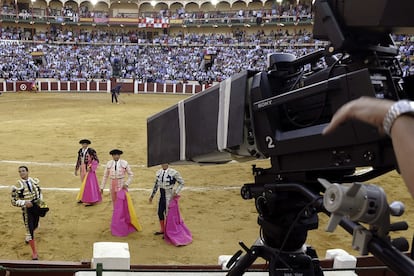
[0,30,319,83]
[0,0,413,91]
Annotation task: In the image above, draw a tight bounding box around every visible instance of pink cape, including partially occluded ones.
[80,160,102,204]
[111,189,138,237]
[164,195,192,246]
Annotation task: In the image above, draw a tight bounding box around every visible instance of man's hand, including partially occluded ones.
[149,196,153,203]
[25,201,33,208]
[323,97,394,135]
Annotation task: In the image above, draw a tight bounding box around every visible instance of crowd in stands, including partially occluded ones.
[171,2,312,26]
[0,30,413,84]
[0,29,321,83]
[0,24,314,45]
[1,1,312,24]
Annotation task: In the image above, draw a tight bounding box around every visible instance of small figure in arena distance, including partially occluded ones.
[110,77,122,104]
[111,85,121,104]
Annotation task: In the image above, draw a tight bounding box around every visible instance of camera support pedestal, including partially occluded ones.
[227,181,414,275]
[226,238,323,276]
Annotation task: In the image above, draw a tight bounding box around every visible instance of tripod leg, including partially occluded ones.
[226,249,258,276]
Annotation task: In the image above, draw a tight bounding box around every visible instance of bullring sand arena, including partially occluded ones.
[1,91,414,265]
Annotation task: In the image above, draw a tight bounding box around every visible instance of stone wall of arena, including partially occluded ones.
[0,79,212,94]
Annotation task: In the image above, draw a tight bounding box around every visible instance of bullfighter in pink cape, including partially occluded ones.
[149,163,184,236]
[76,148,102,206]
[101,149,140,236]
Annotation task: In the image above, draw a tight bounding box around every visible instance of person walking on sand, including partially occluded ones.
[149,163,184,236]
[111,84,122,104]
[101,149,141,236]
[11,166,47,260]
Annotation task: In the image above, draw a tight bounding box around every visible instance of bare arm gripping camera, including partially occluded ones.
[147,0,414,275]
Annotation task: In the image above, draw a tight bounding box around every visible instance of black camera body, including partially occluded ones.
[147,0,414,183]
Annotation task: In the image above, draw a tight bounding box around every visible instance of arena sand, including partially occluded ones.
[0,92,413,265]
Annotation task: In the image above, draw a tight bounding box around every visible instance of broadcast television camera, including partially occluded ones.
[147,0,414,274]
[148,0,414,178]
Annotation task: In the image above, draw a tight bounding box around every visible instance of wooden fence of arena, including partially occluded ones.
[0,79,212,94]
